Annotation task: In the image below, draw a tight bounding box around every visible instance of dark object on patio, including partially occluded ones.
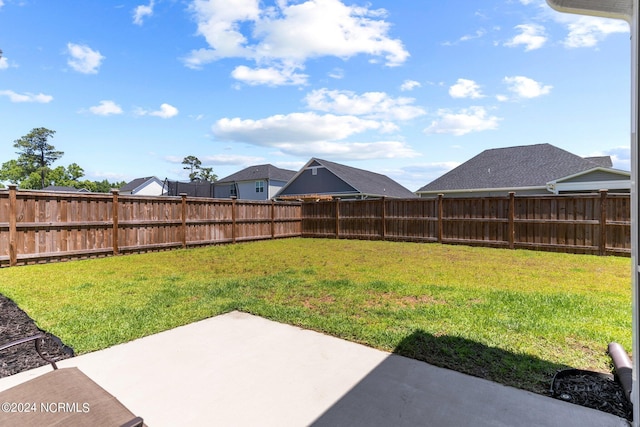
[0,334,144,427]
[551,368,632,421]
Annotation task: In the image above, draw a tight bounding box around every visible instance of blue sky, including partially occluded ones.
[0,0,632,191]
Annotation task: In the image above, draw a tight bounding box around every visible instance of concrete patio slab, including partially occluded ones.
[0,311,630,426]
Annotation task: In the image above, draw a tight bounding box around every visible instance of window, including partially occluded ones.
[256,181,264,193]
[230,185,237,197]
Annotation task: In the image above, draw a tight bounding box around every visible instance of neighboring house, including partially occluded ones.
[416,144,630,198]
[119,176,166,196]
[275,158,417,200]
[214,164,296,200]
[42,186,90,193]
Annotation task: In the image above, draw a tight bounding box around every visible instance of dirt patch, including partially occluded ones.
[0,294,74,378]
[302,295,336,310]
[366,291,446,309]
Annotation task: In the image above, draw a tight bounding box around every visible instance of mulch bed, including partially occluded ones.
[551,369,633,421]
[0,294,74,378]
[0,293,634,421]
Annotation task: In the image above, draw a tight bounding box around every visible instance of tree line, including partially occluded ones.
[1,128,217,192]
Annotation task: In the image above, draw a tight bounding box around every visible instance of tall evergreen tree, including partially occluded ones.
[13,127,63,189]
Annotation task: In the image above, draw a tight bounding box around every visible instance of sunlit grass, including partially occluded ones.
[0,238,631,394]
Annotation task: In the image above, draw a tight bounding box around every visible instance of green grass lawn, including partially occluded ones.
[0,238,631,395]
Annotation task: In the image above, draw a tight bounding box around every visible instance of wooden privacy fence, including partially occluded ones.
[0,186,302,267]
[0,187,631,267]
[301,191,631,256]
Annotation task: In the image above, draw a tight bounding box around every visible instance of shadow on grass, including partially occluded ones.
[310,330,589,427]
[392,330,571,395]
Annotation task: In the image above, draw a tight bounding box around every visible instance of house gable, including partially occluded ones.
[547,167,631,193]
[279,163,358,196]
[120,176,165,196]
[276,158,417,199]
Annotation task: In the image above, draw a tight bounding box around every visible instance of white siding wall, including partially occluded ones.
[135,181,166,196]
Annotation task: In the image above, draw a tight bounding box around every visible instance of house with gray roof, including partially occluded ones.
[120,176,166,196]
[214,164,296,200]
[275,158,417,200]
[416,144,630,198]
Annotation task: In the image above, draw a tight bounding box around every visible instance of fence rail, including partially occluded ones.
[0,188,631,267]
[0,186,302,267]
[301,191,631,256]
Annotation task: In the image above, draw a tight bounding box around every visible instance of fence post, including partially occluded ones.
[600,189,608,256]
[8,184,17,267]
[111,189,119,256]
[180,193,187,249]
[437,194,443,243]
[380,197,386,240]
[271,200,275,239]
[508,192,515,249]
[335,198,340,239]
[231,197,237,243]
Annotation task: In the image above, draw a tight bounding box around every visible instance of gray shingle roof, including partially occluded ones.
[120,176,153,191]
[306,158,417,198]
[217,164,296,183]
[583,156,613,168]
[120,177,159,192]
[418,144,612,192]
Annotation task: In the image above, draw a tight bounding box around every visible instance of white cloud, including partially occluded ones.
[459,29,486,42]
[273,140,418,160]
[328,68,344,79]
[0,90,53,103]
[164,154,266,165]
[449,78,484,99]
[211,111,418,160]
[88,100,123,116]
[305,88,426,121]
[400,80,421,91]
[135,103,179,118]
[200,154,266,165]
[503,76,552,98]
[133,0,155,26]
[442,29,486,46]
[592,146,630,171]
[562,16,628,48]
[424,106,501,136]
[231,65,308,86]
[67,43,105,74]
[185,0,409,85]
[213,112,393,143]
[504,24,547,51]
[403,161,461,188]
[0,57,8,70]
